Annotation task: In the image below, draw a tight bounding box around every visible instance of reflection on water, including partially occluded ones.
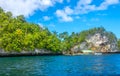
[0,54,120,76]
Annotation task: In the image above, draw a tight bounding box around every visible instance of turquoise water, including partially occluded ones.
[0,54,120,76]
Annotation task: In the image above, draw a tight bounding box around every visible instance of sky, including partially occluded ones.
[0,0,120,38]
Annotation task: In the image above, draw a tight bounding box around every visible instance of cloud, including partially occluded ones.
[77,0,92,5]
[97,0,120,10]
[0,0,63,17]
[43,16,51,21]
[37,23,45,29]
[55,7,73,22]
[55,0,119,22]
[74,0,96,14]
[74,0,94,14]
[0,0,119,22]
[64,6,73,15]
[75,0,120,14]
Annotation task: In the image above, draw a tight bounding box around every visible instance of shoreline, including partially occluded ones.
[102,52,120,54]
[0,52,63,57]
[0,52,120,57]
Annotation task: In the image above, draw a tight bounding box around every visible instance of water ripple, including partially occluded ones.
[0,54,120,76]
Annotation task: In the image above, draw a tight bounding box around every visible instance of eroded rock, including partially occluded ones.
[70,33,118,54]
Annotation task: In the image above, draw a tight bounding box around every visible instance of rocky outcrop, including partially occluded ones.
[86,33,118,52]
[0,49,62,57]
[70,33,118,54]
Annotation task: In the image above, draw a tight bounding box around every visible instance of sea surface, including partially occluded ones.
[0,54,120,76]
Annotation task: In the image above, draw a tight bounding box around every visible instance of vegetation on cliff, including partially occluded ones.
[117,39,120,50]
[0,7,61,52]
[61,27,118,52]
[0,7,119,53]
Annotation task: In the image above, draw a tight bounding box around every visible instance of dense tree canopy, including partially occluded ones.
[0,7,61,52]
[0,7,119,53]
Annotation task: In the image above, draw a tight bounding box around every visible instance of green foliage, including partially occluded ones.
[0,8,118,53]
[0,8,61,52]
[60,27,117,51]
[117,39,120,50]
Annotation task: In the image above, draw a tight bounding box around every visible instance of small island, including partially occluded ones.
[1,0,120,75]
[0,7,120,57]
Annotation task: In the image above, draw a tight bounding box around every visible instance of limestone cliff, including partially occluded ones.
[70,32,118,54]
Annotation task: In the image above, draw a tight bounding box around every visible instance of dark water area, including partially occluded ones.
[0,54,120,76]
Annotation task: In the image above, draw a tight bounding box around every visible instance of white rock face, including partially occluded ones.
[86,33,117,52]
[86,33,108,47]
[71,33,118,53]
